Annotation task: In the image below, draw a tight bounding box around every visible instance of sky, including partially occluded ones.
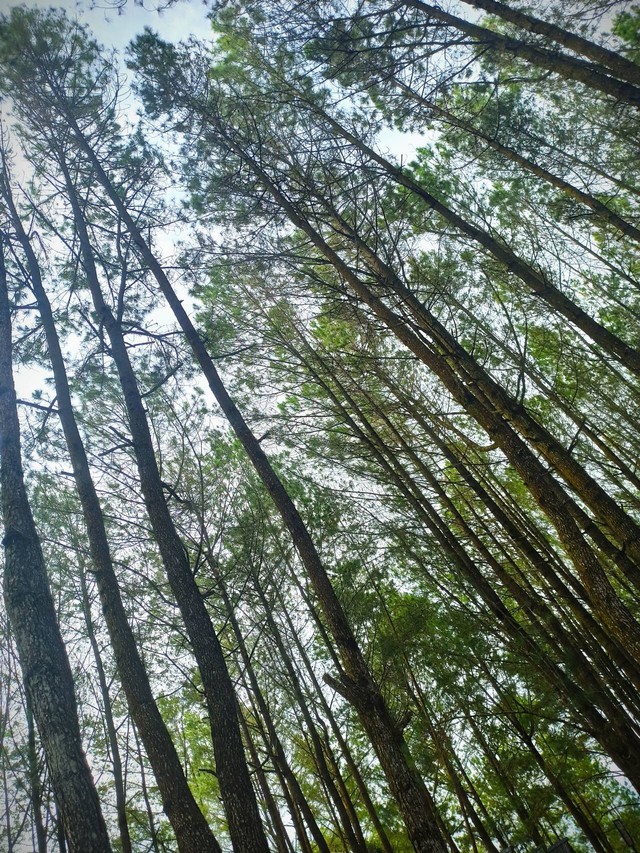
[0,0,215,401]
[0,0,213,51]
[0,0,424,403]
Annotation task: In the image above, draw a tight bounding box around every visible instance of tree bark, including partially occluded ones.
[56,157,267,853]
[1,166,222,853]
[0,238,112,853]
[77,561,132,853]
[25,693,47,853]
[67,111,449,853]
[208,146,640,667]
[390,77,640,246]
[404,0,640,106]
[459,0,640,88]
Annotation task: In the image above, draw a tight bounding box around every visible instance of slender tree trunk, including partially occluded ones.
[1,166,222,853]
[458,0,640,87]
[132,721,161,853]
[25,694,47,853]
[56,155,268,853]
[252,573,368,853]
[68,112,449,853]
[403,0,640,106]
[77,562,132,853]
[271,577,394,853]
[0,238,112,853]
[54,801,67,853]
[429,717,501,852]
[1,677,14,853]
[505,707,615,853]
[238,712,294,853]
[389,78,640,246]
[249,703,316,853]
[214,567,333,853]
[465,713,547,848]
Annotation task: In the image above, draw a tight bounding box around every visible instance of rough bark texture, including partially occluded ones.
[405,0,640,106]
[57,152,268,853]
[0,240,112,853]
[459,0,640,87]
[68,116,448,853]
[3,166,221,853]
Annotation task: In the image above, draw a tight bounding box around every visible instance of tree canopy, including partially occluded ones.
[0,2,639,851]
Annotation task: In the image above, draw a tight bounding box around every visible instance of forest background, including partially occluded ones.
[1,1,640,852]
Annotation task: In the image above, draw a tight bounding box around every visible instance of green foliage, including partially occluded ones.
[613,6,640,51]
[1,3,640,852]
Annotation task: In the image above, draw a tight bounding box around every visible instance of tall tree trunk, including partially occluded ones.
[238,712,294,853]
[404,0,640,106]
[251,573,368,853]
[25,694,47,853]
[132,720,161,853]
[465,713,547,848]
[1,166,222,853]
[54,800,67,853]
[0,237,112,853]
[67,112,449,853]
[56,155,268,853]
[458,0,640,87]
[271,576,394,853]
[386,77,640,246]
[504,705,615,852]
[214,566,333,853]
[76,560,132,853]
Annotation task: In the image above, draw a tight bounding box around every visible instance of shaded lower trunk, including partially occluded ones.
[0,241,112,853]
[57,156,268,853]
[2,169,221,853]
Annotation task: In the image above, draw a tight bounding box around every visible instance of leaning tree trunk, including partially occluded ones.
[458,0,640,87]
[66,114,449,853]
[251,572,368,853]
[57,155,268,853]
[300,101,640,376]
[1,164,222,853]
[223,164,640,668]
[0,237,112,853]
[215,568,333,853]
[403,0,640,106]
[385,78,640,245]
